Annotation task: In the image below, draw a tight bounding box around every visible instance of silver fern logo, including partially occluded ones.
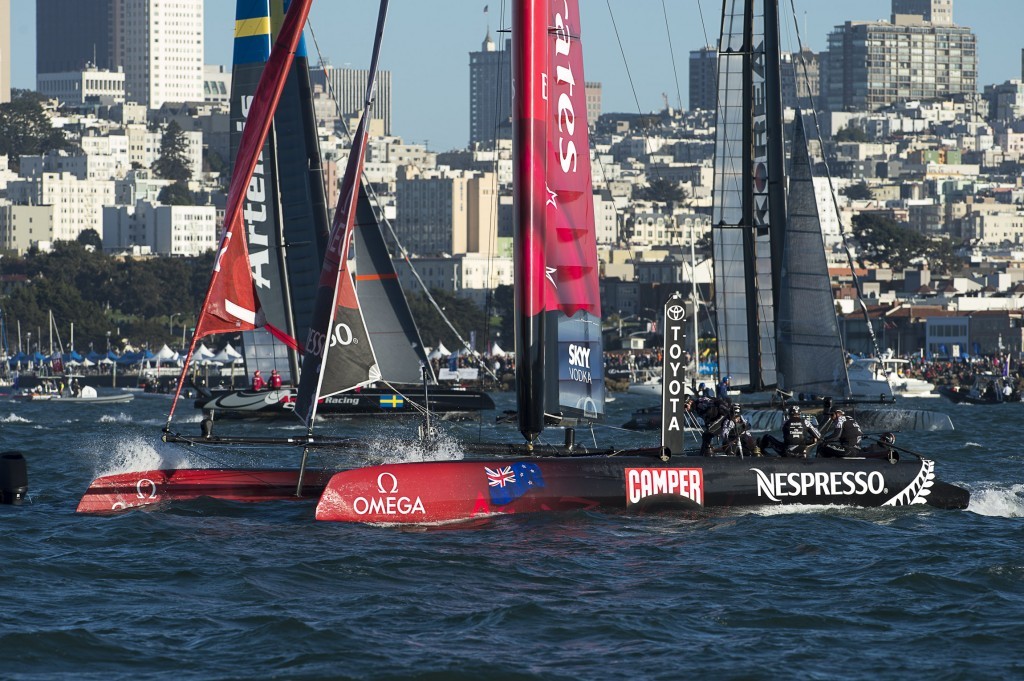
[882,460,935,506]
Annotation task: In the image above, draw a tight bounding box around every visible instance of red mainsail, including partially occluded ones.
[166,0,311,424]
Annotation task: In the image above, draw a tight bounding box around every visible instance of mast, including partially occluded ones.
[512,0,546,443]
[739,0,760,390]
[712,0,779,392]
[763,0,788,308]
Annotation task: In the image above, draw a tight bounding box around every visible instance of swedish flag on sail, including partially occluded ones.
[380,395,404,409]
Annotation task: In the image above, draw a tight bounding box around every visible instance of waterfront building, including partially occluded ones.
[5,172,115,243]
[395,169,498,258]
[103,201,216,256]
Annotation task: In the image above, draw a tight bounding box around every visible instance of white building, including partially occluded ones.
[202,64,230,105]
[103,201,216,256]
[20,149,122,182]
[5,172,114,241]
[115,0,204,108]
[36,66,126,105]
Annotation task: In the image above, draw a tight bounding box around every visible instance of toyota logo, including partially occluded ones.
[666,305,685,321]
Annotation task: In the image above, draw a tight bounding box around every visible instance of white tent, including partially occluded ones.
[195,344,216,361]
[427,342,451,360]
[210,346,244,365]
[489,342,509,356]
[154,344,179,364]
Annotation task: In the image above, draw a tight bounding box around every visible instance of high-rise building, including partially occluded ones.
[891,0,953,25]
[310,65,393,135]
[113,0,204,108]
[36,0,115,76]
[826,1,976,112]
[688,45,717,111]
[585,82,602,127]
[469,31,512,145]
[0,0,10,103]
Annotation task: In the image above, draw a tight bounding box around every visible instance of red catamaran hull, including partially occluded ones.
[76,468,334,514]
[315,456,970,524]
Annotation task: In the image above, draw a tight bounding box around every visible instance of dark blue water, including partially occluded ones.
[1,391,1022,680]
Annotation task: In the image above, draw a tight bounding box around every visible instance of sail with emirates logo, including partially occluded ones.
[515,0,603,444]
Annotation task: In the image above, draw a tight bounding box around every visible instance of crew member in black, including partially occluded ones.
[760,405,821,457]
[817,408,862,457]
[719,403,761,457]
[696,396,728,456]
[860,432,899,461]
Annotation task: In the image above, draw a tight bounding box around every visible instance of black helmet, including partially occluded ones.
[730,404,742,416]
[788,405,801,417]
[880,432,896,445]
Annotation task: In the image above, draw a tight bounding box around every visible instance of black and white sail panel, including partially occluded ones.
[712,0,777,391]
[776,114,850,397]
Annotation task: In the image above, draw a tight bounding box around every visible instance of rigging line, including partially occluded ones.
[605,0,651,151]
[306,22,499,382]
[660,0,683,112]
[786,0,881,359]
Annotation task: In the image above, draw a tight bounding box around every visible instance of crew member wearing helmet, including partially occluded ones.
[759,404,821,457]
[860,432,899,461]
[719,402,761,456]
[268,368,283,389]
[251,369,266,391]
[818,407,862,457]
[717,375,731,401]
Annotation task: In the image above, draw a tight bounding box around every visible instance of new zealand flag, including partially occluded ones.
[485,461,546,506]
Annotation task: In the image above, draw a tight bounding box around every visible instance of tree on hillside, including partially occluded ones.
[406,289,487,352]
[153,121,192,183]
[0,90,75,169]
[834,125,869,143]
[852,212,963,275]
[77,229,103,249]
[841,181,874,201]
[158,181,195,205]
[639,178,689,205]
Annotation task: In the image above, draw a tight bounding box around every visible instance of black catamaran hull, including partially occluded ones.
[315,455,970,523]
[194,387,495,418]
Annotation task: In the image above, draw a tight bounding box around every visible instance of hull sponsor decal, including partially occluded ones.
[626,467,704,507]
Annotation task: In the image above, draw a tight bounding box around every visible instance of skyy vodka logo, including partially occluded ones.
[568,343,592,384]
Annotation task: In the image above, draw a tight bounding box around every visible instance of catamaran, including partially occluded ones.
[79,0,969,519]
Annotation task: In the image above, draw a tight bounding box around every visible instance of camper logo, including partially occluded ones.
[626,468,704,507]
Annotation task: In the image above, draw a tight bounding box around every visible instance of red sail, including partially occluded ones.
[166,0,310,424]
[543,0,600,320]
[194,0,311,341]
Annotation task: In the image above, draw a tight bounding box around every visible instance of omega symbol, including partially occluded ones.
[376,472,399,494]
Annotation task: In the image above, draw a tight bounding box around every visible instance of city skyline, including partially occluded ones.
[12,0,1023,150]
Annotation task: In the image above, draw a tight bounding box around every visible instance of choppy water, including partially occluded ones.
[1,391,1022,680]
